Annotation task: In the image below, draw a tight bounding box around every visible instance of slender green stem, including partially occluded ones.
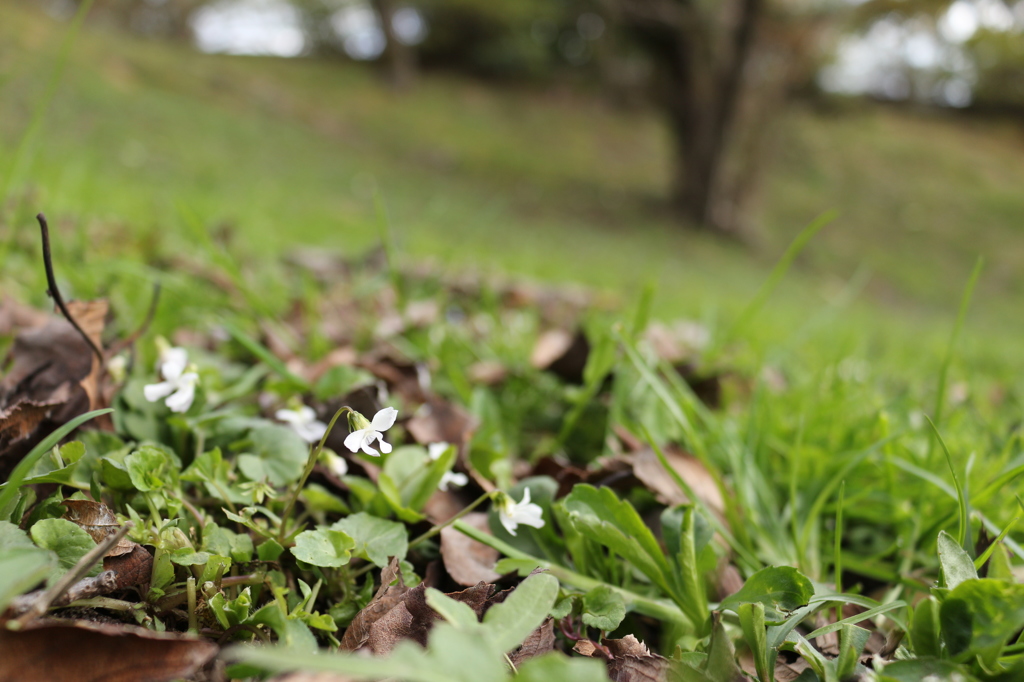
[277,406,352,543]
[834,481,845,623]
[408,492,493,549]
[187,577,198,634]
[452,519,689,625]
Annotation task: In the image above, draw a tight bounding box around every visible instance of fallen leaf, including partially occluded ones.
[604,635,669,682]
[440,512,500,586]
[0,618,217,682]
[509,617,554,665]
[467,360,507,386]
[62,500,137,557]
[0,300,108,473]
[632,446,725,516]
[339,558,408,652]
[530,329,589,383]
[406,398,476,453]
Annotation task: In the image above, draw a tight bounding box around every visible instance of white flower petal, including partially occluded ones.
[160,348,189,381]
[499,511,519,536]
[165,382,196,413]
[144,381,175,402]
[296,421,327,443]
[344,429,368,453]
[275,409,301,425]
[428,442,450,461]
[370,407,398,432]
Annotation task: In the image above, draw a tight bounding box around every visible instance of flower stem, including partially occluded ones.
[408,492,493,550]
[451,519,690,626]
[277,406,352,544]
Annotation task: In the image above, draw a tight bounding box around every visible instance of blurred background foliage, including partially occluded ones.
[2,0,1024,373]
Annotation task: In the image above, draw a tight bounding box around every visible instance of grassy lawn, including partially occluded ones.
[4,5,1024,679]
[1,3,1022,385]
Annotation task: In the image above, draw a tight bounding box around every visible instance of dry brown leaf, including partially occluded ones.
[0,296,50,336]
[440,512,500,586]
[510,617,555,666]
[605,635,669,682]
[62,500,137,557]
[467,360,507,386]
[339,558,408,651]
[530,329,590,383]
[575,635,669,682]
[632,446,725,516]
[104,544,155,589]
[0,300,108,472]
[406,398,476,450]
[0,618,217,682]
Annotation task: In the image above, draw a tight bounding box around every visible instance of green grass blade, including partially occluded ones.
[711,209,836,357]
[927,256,982,463]
[926,416,969,550]
[0,408,114,515]
[221,319,311,391]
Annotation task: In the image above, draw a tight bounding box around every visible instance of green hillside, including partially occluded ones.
[2,3,1023,370]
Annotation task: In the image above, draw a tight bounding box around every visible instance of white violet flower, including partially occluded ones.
[143,346,198,413]
[276,405,328,443]
[343,407,398,456]
[324,451,349,478]
[428,442,467,491]
[496,489,545,536]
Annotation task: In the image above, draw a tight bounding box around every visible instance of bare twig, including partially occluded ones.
[8,571,118,615]
[36,213,104,364]
[13,521,134,626]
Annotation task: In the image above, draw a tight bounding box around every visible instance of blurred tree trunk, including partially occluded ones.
[608,0,823,236]
[372,0,417,89]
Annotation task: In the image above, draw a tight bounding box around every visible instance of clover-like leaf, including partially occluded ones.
[719,566,814,624]
[332,512,408,567]
[291,528,355,568]
[581,585,626,632]
[30,518,100,576]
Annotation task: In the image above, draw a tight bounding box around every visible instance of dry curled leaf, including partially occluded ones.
[0,618,217,682]
[509,617,555,666]
[530,329,589,383]
[631,446,725,516]
[575,635,669,682]
[339,558,408,652]
[62,500,137,557]
[0,300,108,473]
[440,512,500,586]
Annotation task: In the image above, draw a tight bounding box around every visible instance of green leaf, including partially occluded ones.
[562,485,671,595]
[0,522,57,611]
[246,424,309,486]
[125,446,174,492]
[30,518,99,576]
[719,566,814,624]
[170,548,211,566]
[939,578,1024,665]
[937,530,977,589]
[0,408,114,517]
[515,652,609,682]
[247,602,319,653]
[331,512,408,567]
[258,538,285,562]
[425,588,483,630]
[290,528,355,568]
[739,602,772,682]
[910,597,942,659]
[482,571,559,652]
[581,585,626,632]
